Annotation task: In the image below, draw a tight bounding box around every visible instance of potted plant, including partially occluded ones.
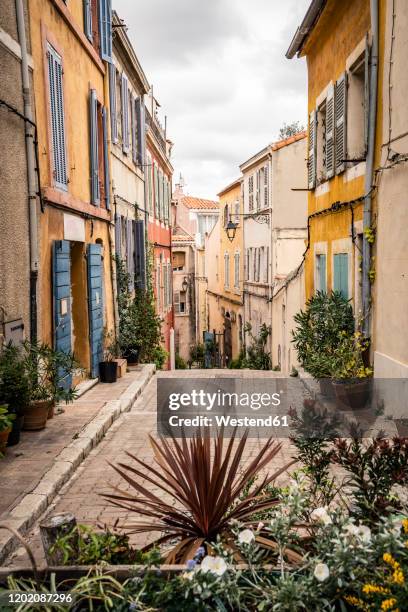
[331,331,373,410]
[0,404,15,455]
[0,343,30,445]
[22,341,81,430]
[99,332,119,383]
[292,291,355,396]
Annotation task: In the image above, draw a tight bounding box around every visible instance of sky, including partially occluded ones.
[114,0,311,200]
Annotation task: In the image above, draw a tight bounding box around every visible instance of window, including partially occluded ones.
[263,246,269,283]
[98,0,112,62]
[147,153,153,213]
[234,253,240,289]
[234,198,240,222]
[121,74,130,153]
[348,47,369,161]
[263,164,269,208]
[156,263,161,311]
[89,89,100,204]
[248,175,254,211]
[256,169,261,210]
[224,253,230,288]
[47,43,67,190]
[174,291,185,314]
[333,253,348,299]
[89,90,110,208]
[172,251,185,271]
[316,100,327,184]
[315,254,327,292]
[109,63,117,143]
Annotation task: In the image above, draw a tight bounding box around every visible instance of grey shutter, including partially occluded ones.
[131,94,137,163]
[335,72,347,174]
[102,107,110,209]
[98,0,112,62]
[135,97,145,167]
[121,74,129,153]
[364,35,370,155]
[126,219,134,291]
[89,89,100,205]
[47,44,68,189]
[325,85,335,179]
[308,109,317,189]
[84,0,93,41]
[114,214,121,258]
[135,219,146,289]
[154,165,159,217]
[109,63,117,144]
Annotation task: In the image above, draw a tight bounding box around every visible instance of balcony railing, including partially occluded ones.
[145,109,166,155]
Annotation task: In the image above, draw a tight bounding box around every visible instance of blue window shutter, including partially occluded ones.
[131,94,137,163]
[135,219,146,289]
[102,107,110,210]
[333,253,348,299]
[109,63,117,143]
[47,44,67,190]
[114,213,122,258]
[52,240,72,390]
[84,0,93,41]
[89,89,100,205]
[121,74,129,153]
[87,243,104,378]
[98,0,112,62]
[316,254,326,292]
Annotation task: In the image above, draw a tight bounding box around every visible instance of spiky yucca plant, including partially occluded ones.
[104,430,294,563]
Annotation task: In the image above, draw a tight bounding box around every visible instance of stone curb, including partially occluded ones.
[0,364,156,565]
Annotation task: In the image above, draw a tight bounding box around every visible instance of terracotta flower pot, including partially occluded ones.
[332,378,371,410]
[319,378,335,398]
[47,402,55,419]
[0,427,11,454]
[22,400,51,430]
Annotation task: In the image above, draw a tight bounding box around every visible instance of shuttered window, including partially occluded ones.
[98,0,112,62]
[109,63,117,144]
[154,164,159,217]
[335,73,347,174]
[308,110,317,189]
[224,253,230,288]
[316,254,327,292]
[325,85,335,179]
[84,0,93,41]
[248,176,254,211]
[135,97,144,167]
[89,89,100,205]
[147,154,153,213]
[264,164,269,208]
[114,214,122,258]
[134,220,146,289]
[126,218,135,291]
[364,35,370,155]
[333,253,348,299]
[102,107,110,209]
[121,74,129,153]
[172,251,185,271]
[47,43,67,190]
[174,291,180,314]
[234,253,240,288]
[131,94,137,163]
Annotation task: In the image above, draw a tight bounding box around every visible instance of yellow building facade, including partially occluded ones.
[206,178,244,364]
[288,0,371,317]
[29,0,115,377]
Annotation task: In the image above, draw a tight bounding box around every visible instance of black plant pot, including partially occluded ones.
[122,346,140,365]
[7,414,24,446]
[99,361,118,383]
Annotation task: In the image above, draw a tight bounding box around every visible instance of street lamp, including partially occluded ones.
[224,211,270,242]
[181,277,189,292]
[226,219,238,242]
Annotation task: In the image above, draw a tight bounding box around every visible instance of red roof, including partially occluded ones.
[181,196,219,210]
[272,131,307,151]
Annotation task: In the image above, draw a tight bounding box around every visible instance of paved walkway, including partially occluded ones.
[6,370,308,566]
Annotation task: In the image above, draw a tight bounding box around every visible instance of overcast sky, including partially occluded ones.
[114,0,310,200]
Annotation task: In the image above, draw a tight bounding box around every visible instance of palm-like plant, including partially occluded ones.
[104,430,294,563]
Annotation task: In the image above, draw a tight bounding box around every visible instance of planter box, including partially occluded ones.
[114,359,127,378]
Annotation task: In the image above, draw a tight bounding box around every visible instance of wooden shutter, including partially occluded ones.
[174,291,180,314]
[308,109,317,189]
[89,89,100,205]
[121,74,129,153]
[109,63,117,144]
[135,219,146,289]
[325,85,335,179]
[154,164,159,217]
[131,94,137,163]
[264,164,269,207]
[47,44,67,189]
[84,0,93,41]
[52,240,72,386]
[126,219,135,291]
[333,253,348,299]
[99,0,112,62]
[335,73,347,174]
[87,243,104,378]
[364,34,370,155]
[114,214,122,258]
[135,97,145,167]
[317,254,327,292]
[102,107,110,210]
[147,155,153,213]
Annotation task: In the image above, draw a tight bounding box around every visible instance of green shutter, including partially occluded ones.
[316,254,326,292]
[89,89,99,205]
[333,253,348,299]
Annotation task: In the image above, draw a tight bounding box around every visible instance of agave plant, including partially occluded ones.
[104,429,295,563]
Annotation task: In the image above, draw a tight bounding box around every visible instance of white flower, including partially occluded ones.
[343,523,359,537]
[181,571,194,581]
[357,525,371,543]
[257,521,265,531]
[200,555,227,576]
[314,562,330,582]
[310,507,332,526]
[238,529,255,545]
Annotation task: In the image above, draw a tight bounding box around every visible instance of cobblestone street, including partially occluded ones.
[6,370,308,566]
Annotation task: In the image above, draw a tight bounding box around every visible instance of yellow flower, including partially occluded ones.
[402,518,408,534]
[392,568,404,585]
[383,553,394,565]
[381,599,397,611]
[344,595,368,610]
[362,583,390,595]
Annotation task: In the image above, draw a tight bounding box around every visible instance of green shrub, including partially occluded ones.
[175,353,187,369]
[241,323,272,370]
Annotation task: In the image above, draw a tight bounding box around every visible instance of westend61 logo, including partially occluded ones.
[157,378,294,438]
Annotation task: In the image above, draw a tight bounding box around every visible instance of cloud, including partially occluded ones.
[113,0,310,199]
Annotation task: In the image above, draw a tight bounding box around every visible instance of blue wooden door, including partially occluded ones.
[52,240,72,390]
[87,243,104,378]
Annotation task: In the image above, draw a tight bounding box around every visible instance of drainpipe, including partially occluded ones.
[362,0,379,338]
[15,0,39,342]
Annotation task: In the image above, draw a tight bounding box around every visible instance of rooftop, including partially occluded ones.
[180,196,219,210]
[272,131,307,151]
